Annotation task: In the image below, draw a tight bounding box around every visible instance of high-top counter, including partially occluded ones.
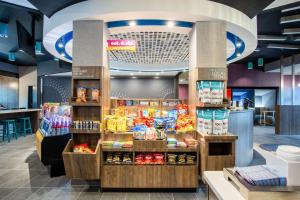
[0,109,41,132]
[228,109,254,167]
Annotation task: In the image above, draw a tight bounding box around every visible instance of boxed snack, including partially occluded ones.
[222,110,229,135]
[165,117,176,132]
[213,110,224,135]
[197,81,203,101]
[203,110,213,134]
[91,88,100,102]
[211,81,224,104]
[154,118,165,129]
[168,109,178,119]
[201,81,211,103]
[197,110,204,133]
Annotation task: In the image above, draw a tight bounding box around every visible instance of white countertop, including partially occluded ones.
[0,109,41,115]
[204,171,245,200]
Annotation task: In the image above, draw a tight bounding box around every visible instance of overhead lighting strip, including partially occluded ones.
[281,14,300,24]
[282,6,300,13]
[258,35,287,41]
[267,43,300,50]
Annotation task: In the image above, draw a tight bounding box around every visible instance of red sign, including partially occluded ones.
[107,40,136,51]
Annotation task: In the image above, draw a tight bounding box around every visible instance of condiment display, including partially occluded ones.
[72,120,100,130]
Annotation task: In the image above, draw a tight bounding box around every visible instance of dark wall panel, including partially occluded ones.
[42,77,71,103]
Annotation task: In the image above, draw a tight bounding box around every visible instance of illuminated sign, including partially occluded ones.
[107,40,136,51]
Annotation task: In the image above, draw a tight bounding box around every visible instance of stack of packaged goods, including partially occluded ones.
[197,81,224,104]
[105,104,194,136]
[135,153,164,165]
[167,153,196,165]
[105,153,133,164]
[197,109,229,135]
[102,141,114,148]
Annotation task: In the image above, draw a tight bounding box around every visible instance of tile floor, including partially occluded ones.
[0,126,298,200]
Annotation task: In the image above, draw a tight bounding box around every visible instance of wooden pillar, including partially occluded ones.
[188,21,227,121]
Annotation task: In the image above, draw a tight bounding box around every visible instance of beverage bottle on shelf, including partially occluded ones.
[52,119,57,135]
[56,117,61,135]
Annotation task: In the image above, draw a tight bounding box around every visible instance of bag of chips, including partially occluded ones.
[91,88,100,102]
[117,116,127,132]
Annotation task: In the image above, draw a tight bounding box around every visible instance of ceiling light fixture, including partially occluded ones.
[130,73,134,76]
[154,76,159,79]
[60,52,66,57]
[155,72,160,76]
[281,14,300,24]
[132,76,137,79]
[167,21,175,27]
[267,43,300,50]
[58,42,64,48]
[129,21,136,27]
[236,41,242,48]
[294,36,300,42]
[283,28,300,35]
[282,6,300,13]
[257,35,287,41]
[236,52,241,57]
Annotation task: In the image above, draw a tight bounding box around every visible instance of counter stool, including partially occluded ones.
[0,121,4,141]
[18,117,33,136]
[3,120,18,142]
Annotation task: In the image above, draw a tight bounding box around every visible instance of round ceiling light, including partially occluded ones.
[129,21,136,27]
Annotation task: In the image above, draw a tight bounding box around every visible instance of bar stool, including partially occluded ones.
[0,121,4,141]
[18,117,33,136]
[3,120,18,142]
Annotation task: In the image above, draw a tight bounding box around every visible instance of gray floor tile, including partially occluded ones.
[53,187,83,200]
[3,188,39,200]
[100,192,126,200]
[26,187,62,200]
[77,187,102,200]
[150,192,173,200]
[126,192,150,200]
[173,193,197,200]
[0,188,16,200]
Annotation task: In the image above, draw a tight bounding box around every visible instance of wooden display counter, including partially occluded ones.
[198,133,237,177]
[101,132,199,189]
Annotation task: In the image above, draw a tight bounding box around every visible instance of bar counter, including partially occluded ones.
[0,109,41,132]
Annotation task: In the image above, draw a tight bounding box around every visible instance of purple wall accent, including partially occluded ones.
[179,84,188,100]
[228,64,280,88]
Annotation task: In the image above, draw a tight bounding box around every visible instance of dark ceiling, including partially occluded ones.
[28,0,87,17]
[239,1,300,70]
[0,0,300,69]
[211,0,275,18]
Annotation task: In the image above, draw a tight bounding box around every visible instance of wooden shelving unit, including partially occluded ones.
[189,67,238,177]
[63,66,110,180]
[100,131,199,189]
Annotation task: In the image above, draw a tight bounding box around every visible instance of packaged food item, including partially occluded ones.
[167,154,177,164]
[203,110,213,134]
[165,117,176,133]
[132,125,147,140]
[144,154,153,164]
[150,101,159,107]
[135,153,145,164]
[183,137,198,147]
[211,81,224,104]
[176,104,188,116]
[176,141,187,148]
[213,110,224,135]
[122,153,132,164]
[154,118,165,129]
[122,141,133,148]
[76,87,87,103]
[148,108,156,118]
[106,153,113,163]
[178,154,186,164]
[140,101,149,106]
[91,88,100,102]
[167,138,177,147]
[134,118,147,126]
[153,153,164,164]
[113,153,122,164]
[117,116,127,132]
[73,144,94,153]
[106,115,117,132]
[145,127,157,140]
[102,140,114,148]
[202,81,211,103]
[197,110,204,133]
[156,129,165,140]
[126,117,134,130]
[145,117,154,127]
[197,81,203,102]
[186,155,196,164]
[154,110,161,118]
[168,109,178,119]
[126,100,133,106]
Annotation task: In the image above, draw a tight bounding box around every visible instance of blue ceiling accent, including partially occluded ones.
[55,19,245,67]
[107,19,193,28]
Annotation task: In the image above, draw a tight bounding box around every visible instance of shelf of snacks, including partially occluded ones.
[70,120,101,134]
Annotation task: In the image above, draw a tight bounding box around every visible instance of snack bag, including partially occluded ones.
[165,117,176,133]
[145,127,157,140]
[76,87,87,103]
[213,110,224,135]
[106,115,117,132]
[197,109,204,133]
[168,109,178,119]
[203,110,213,134]
[117,116,127,132]
[176,104,188,116]
[211,81,224,104]
[91,88,100,102]
[127,117,134,130]
[154,118,165,129]
[148,108,156,118]
[202,81,211,103]
[161,110,169,118]
[197,81,203,101]
[154,110,161,118]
